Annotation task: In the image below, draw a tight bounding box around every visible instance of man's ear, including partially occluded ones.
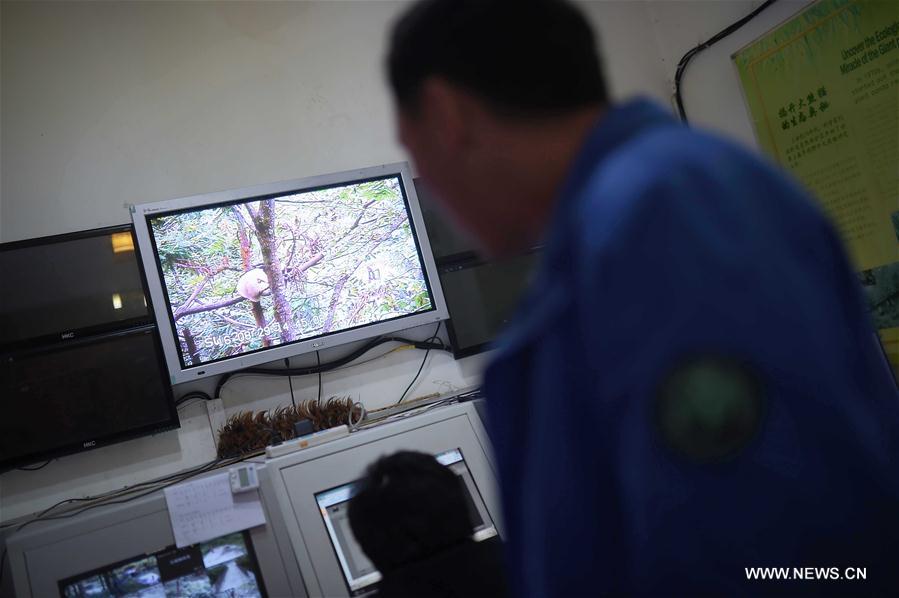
[418,77,477,154]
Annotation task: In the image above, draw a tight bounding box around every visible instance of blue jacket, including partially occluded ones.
[484,98,899,596]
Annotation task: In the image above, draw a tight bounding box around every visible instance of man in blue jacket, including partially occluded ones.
[388,1,899,595]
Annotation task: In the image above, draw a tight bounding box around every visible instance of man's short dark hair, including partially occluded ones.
[348,451,475,572]
[388,0,608,117]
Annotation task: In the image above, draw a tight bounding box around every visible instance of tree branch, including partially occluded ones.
[298,252,324,273]
[214,312,258,330]
[231,205,254,236]
[337,199,378,244]
[322,274,351,333]
[174,295,246,320]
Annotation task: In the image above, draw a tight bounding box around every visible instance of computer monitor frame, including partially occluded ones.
[57,530,268,598]
[1,325,179,471]
[0,224,152,351]
[131,163,448,384]
[263,400,502,598]
[314,447,499,595]
[4,464,306,597]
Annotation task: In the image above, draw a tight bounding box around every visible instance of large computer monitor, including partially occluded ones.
[314,448,498,595]
[1,326,178,471]
[131,163,448,384]
[0,225,150,349]
[0,226,178,470]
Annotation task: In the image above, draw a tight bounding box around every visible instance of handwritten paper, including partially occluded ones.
[164,471,266,547]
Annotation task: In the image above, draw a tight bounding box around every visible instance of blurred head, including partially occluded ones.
[388,0,608,255]
[348,451,474,572]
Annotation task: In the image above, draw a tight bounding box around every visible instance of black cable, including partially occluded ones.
[285,358,297,408]
[174,390,213,408]
[674,0,779,123]
[397,322,443,405]
[0,451,262,584]
[316,351,322,403]
[0,455,230,531]
[0,452,257,585]
[16,459,52,471]
[214,334,449,398]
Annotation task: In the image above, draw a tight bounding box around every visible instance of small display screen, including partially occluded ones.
[145,174,436,369]
[58,531,266,598]
[439,254,537,355]
[413,177,538,357]
[315,448,498,595]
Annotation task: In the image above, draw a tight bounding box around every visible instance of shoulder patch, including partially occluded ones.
[655,356,765,463]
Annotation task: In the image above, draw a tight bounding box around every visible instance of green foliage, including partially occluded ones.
[151,177,431,366]
[206,564,228,587]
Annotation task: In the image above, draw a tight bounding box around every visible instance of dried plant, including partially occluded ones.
[216,397,360,458]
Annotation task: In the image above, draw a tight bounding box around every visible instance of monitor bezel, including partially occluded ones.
[0,324,179,472]
[56,529,268,598]
[131,162,449,385]
[313,447,498,595]
[0,224,154,352]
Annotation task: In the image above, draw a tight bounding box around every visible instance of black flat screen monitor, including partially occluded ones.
[1,325,178,470]
[315,448,498,596]
[438,254,538,357]
[0,225,150,350]
[414,179,538,357]
[58,530,267,598]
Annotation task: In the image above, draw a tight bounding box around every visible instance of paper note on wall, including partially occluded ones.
[733,0,899,377]
[164,471,267,547]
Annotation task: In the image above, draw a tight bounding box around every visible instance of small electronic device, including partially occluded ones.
[229,463,260,493]
[265,425,350,459]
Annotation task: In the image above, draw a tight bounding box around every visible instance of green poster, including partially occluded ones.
[734,0,899,376]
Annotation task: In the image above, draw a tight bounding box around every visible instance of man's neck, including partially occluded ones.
[495,105,605,247]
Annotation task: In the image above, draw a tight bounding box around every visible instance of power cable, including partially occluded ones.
[0,452,261,585]
[674,0,780,123]
[214,334,449,398]
[316,351,323,403]
[285,358,297,408]
[397,322,443,405]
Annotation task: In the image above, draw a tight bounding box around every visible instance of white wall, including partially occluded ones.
[0,0,794,523]
[642,0,815,144]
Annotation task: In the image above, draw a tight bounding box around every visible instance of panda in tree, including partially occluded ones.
[236,268,269,302]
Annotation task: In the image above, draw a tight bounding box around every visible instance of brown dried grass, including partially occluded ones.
[216,397,360,458]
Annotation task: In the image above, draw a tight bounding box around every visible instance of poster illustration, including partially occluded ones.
[734,0,899,376]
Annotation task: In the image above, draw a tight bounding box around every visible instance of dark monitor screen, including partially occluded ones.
[439,254,537,357]
[0,326,177,470]
[413,178,538,357]
[314,448,498,595]
[413,179,480,261]
[0,226,150,348]
[58,531,267,598]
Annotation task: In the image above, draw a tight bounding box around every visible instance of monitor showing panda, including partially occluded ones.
[131,163,448,384]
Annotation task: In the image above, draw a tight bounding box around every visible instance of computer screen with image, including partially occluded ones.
[58,531,266,598]
[314,448,498,595]
[132,165,447,384]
